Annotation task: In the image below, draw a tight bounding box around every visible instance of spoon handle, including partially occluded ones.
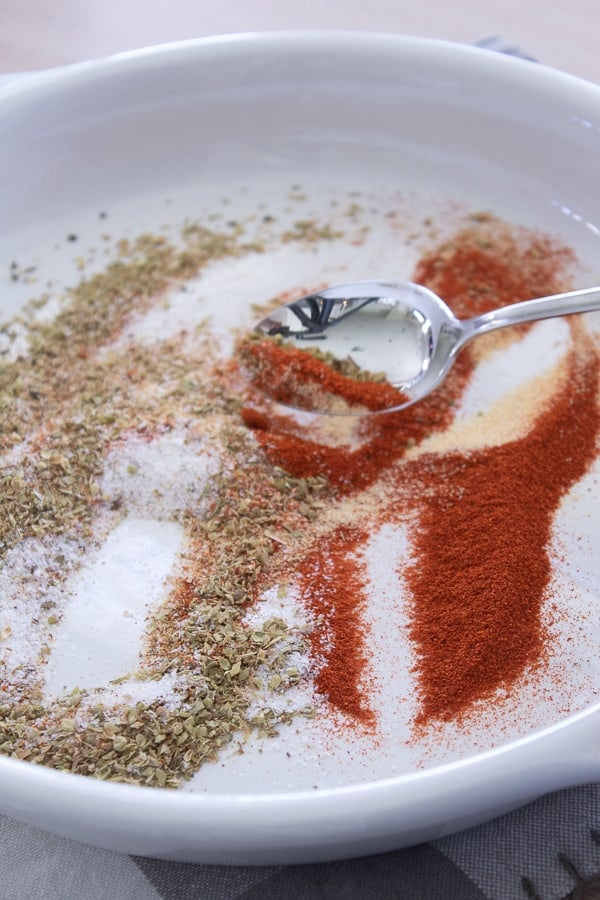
[466,286,600,338]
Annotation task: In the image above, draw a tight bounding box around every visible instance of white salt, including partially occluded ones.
[0,535,82,680]
[77,669,187,715]
[43,517,183,699]
[100,427,220,521]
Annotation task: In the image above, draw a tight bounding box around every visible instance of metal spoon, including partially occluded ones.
[254,281,600,414]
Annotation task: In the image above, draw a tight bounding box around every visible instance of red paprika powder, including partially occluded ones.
[405,333,599,725]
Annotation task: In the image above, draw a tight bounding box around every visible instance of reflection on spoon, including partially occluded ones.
[243,280,600,415]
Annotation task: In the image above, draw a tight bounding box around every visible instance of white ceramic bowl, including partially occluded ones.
[0,32,599,865]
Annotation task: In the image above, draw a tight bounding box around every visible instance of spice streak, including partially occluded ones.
[297,524,375,728]
[405,331,599,724]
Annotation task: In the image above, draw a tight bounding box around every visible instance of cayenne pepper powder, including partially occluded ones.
[296,524,375,727]
[242,219,598,728]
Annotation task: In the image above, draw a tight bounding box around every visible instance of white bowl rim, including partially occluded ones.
[1,29,599,103]
[0,700,598,811]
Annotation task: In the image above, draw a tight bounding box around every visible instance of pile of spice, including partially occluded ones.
[0,200,597,788]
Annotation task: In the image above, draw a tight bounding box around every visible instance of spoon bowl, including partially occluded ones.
[254,281,600,414]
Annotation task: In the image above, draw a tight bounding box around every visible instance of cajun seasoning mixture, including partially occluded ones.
[0,196,598,788]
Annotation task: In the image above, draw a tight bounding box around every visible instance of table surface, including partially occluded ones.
[1,3,599,899]
[1,0,599,85]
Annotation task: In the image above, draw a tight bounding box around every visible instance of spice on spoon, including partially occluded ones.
[237,333,407,414]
